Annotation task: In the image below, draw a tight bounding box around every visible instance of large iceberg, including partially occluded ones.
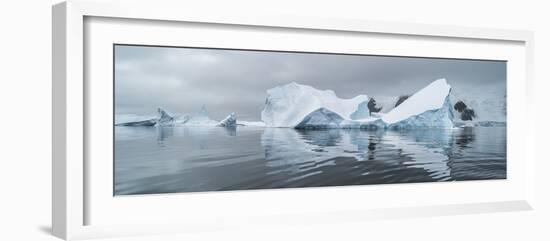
[261,82,369,127]
[267,79,454,129]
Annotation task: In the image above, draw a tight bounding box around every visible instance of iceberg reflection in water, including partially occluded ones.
[114,126,506,195]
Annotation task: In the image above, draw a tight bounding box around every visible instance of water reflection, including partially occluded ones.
[156,126,174,143]
[114,126,506,195]
[261,128,454,181]
[222,126,237,136]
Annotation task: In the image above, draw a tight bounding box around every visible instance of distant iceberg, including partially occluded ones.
[261,82,369,127]
[157,108,175,126]
[217,112,237,127]
[116,107,218,127]
[116,108,174,127]
[115,119,157,127]
[180,106,219,126]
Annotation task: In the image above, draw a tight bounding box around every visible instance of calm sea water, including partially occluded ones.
[114,126,506,195]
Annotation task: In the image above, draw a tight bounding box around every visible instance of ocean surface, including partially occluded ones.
[114,126,506,195]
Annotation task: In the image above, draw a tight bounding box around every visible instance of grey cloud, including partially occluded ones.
[115,45,506,121]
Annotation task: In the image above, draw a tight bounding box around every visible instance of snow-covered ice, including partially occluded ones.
[386,95,454,129]
[382,79,454,129]
[382,79,452,126]
[262,79,455,129]
[237,121,266,127]
[260,82,369,127]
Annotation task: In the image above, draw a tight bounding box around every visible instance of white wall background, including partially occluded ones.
[0,0,548,240]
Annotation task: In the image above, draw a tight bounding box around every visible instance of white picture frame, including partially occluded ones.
[52,0,535,240]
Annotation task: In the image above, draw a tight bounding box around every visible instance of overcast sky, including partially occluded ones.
[115,45,506,121]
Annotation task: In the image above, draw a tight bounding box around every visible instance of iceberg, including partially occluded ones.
[217,112,237,127]
[450,88,506,126]
[180,106,219,126]
[156,108,174,126]
[267,79,454,129]
[115,119,157,127]
[115,107,174,127]
[386,96,454,129]
[116,106,220,127]
[261,82,369,127]
[382,79,454,129]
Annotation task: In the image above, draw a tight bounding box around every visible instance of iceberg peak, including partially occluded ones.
[156,107,175,126]
[382,78,451,125]
[382,78,453,129]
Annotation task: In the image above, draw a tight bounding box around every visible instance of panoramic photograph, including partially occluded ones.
[114,44,507,195]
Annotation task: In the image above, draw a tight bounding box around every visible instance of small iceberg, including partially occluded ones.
[217,112,237,127]
[116,107,174,127]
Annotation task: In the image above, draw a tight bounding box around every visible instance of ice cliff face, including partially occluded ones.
[261,82,369,127]
[295,108,345,129]
[387,96,454,129]
[349,101,371,120]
